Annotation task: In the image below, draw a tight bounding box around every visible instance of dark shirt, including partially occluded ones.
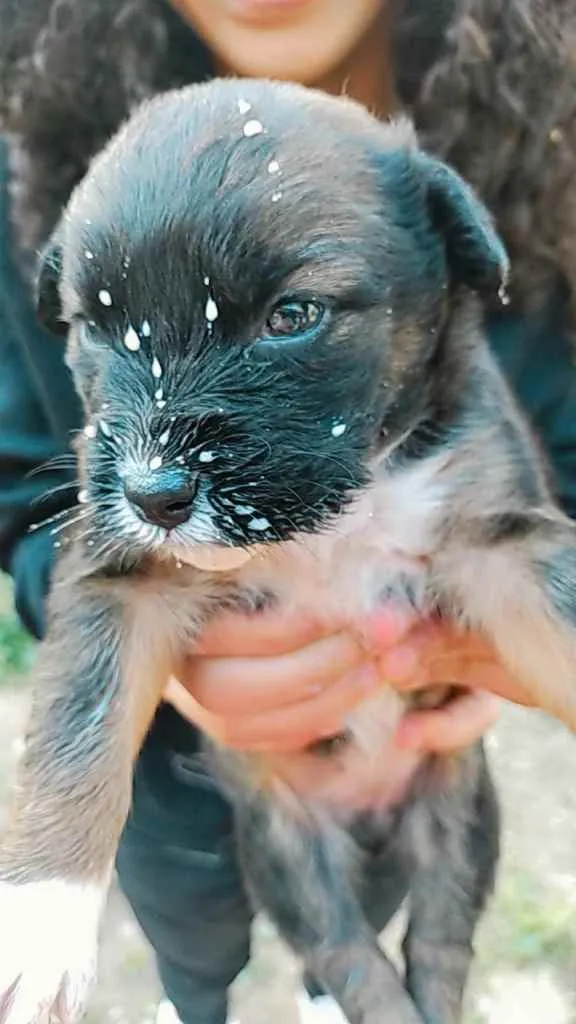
[1,140,576,640]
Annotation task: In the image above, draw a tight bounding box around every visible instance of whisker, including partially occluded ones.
[28,504,81,533]
[50,510,90,536]
[31,482,78,508]
[26,456,78,480]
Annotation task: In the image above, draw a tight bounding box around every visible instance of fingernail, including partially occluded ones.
[362,609,414,649]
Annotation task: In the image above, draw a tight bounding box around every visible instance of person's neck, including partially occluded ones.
[216,7,397,121]
[313,7,397,120]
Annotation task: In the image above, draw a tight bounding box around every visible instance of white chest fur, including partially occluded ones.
[228,454,450,811]
[236,452,449,624]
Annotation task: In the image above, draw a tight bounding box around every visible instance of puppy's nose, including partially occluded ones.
[125,474,198,529]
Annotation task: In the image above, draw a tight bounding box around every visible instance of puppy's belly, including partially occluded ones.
[267,689,423,815]
[198,467,449,812]
[231,490,436,813]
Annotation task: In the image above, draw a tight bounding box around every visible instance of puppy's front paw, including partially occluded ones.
[0,878,103,1024]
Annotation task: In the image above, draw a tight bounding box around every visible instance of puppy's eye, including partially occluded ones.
[76,318,105,347]
[261,300,326,342]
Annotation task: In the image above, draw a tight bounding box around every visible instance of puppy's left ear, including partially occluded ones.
[415,150,509,298]
[35,226,69,338]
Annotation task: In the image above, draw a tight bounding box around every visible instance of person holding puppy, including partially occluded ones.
[0,2,575,1022]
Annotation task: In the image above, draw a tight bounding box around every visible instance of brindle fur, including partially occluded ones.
[1,80,576,1024]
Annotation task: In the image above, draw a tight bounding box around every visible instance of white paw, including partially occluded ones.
[296,990,350,1024]
[0,878,104,1024]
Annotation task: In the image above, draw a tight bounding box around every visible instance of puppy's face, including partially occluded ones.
[38,80,507,562]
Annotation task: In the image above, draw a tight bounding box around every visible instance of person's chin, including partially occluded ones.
[213,30,350,85]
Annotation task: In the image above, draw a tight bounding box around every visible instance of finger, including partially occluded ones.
[217,663,381,751]
[184,631,366,716]
[194,607,335,658]
[421,635,534,705]
[395,690,501,752]
[379,622,534,705]
[374,620,445,690]
[163,677,223,736]
[360,606,420,651]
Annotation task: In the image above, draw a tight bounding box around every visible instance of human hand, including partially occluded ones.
[366,610,534,752]
[164,608,381,752]
[164,605,517,756]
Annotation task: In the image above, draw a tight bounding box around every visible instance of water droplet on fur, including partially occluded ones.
[84,249,94,260]
[199,450,215,463]
[176,456,185,465]
[98,289,112,307]
[205,297,219,322]
[149,455,163,471]
[124,326,141,351]
[155,388,164,401]
[159,429,170,446]
[243,119,264,138]
[271,191,282,203]
[77,489,89,504]
[238,99,252,114]
[268,160,280,174]
[248,517,271,532]
[152,357,162,379]
[141,320,151,337]
[331,422,347,437]
[84,424,97,439]
[156,400,166,410]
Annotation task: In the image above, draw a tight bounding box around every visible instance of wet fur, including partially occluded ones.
[1,80,576,1024]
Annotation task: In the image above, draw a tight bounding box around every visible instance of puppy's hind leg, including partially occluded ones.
[402,745,500,1024]
[0,557,171,1024]
[234,787,424,1024]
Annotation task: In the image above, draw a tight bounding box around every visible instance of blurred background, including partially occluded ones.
[0,570,575,1024]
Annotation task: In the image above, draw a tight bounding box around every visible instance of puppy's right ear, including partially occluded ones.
[35,227,69,338]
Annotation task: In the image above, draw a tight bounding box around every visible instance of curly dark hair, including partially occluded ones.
[1,0,575,322]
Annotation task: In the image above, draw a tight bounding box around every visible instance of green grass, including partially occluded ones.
[0,573,36,679]
[466,865,576,1021]
[474,864,576,981]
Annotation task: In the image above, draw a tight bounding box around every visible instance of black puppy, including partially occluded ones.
[0,79,575,1024]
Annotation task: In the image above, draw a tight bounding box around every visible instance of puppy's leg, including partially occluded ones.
[402,745,499,1024]
[234,786,424,1024]
[0,559,170,1024]
[438,513,576,730]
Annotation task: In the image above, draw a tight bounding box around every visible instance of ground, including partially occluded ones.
[0,576,575,1024]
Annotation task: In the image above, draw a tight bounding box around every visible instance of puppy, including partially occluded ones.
[1,78,576,1024]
